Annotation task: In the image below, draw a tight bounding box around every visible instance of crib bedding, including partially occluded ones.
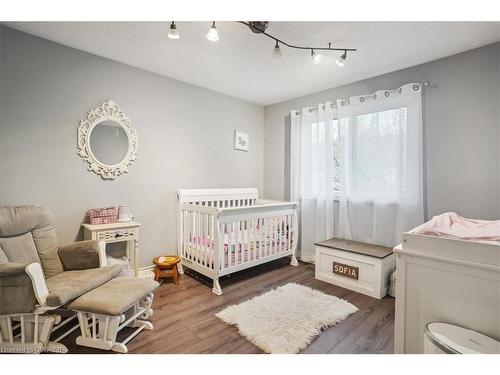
[415,212,500,243]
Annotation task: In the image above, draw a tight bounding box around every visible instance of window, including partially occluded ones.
[331,107,409,198]
[351,107,408,194]
[290,82,423,253]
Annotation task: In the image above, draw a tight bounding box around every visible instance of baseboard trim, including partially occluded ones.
[299,256,315,264]
[138,265,155,279]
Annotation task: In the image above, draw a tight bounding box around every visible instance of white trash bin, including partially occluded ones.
[424,322,500,354]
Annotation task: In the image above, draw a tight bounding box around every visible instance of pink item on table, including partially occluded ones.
[87,206,118,224]
[88,207,117,218]
[89,216,117,225]
[415,212,500,242]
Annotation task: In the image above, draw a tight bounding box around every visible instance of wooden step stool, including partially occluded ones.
[153,255,181,285]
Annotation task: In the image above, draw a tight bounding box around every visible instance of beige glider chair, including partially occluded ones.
[0,205,121,353]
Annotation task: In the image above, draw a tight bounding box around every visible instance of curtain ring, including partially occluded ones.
[373,94,377,100]
[384,91,390,97]
[413,84,420,91]
[359,97,365,102]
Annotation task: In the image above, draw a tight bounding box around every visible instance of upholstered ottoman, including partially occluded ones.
[68,277,159,353]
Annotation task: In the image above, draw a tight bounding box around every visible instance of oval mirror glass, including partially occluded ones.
[89,120,129,166]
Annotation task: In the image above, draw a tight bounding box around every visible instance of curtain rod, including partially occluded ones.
[302,81,431,112]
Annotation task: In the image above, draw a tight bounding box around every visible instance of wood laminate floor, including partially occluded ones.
[59,258,395,354]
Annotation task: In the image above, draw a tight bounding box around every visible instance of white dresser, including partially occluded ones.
[82,221,140,276]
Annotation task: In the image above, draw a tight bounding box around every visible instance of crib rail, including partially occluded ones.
[179,204,220,273]
[178,188,258,209]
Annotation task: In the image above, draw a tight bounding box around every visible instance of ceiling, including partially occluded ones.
[4,21,500,105]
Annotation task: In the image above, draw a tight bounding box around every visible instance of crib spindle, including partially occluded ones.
[266,217,271,257]
[287,214,291,251]
[273,217,276,255]
[279,215,284,253]
[235,221,240,265]
[205,213,209,266]
[197,212,202,263]
[209,215,214,269]
[248,219,251,262]
[230,222,234,267]
[199,213,204,265]
[190,210,195,261]
[260,218,266,258]
[239,220,243,264]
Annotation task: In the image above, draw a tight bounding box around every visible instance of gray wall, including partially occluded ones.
[0,27,264,267]
[264,42,500,220]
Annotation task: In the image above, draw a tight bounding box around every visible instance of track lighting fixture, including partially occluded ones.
[272,40,282,58]
[168,21,357,66]
[206,21,219,42]
[168,21,180,40]
[311,49,323,65]
[336,51,347,67]
[239,22,356,65]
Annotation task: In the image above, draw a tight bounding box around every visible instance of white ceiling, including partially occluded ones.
[4,21,500,105]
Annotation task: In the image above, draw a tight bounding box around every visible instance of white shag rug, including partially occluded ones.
[215,283,358,353]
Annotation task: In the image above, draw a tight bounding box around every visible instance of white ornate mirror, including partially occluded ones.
[77,100,137,179]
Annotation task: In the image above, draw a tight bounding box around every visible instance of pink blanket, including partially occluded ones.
[415,212,500,242]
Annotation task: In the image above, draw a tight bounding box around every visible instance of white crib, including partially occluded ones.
[177,188,299,295]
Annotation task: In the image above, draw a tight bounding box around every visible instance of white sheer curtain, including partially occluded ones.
[291,83,424,261]
[290,103,336,262]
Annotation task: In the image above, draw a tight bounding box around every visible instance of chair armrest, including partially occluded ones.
[58,240,107,270]
[0,262,47,314]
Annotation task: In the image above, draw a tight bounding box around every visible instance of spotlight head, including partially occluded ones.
[207,21,219,42]
[311,50,323,65]
[272,41,282,58]
[168,22,180,40]
[336,51,347,67]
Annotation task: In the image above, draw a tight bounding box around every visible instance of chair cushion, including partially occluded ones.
[32,224,63,278]
[0,205,52,237]
[58,240,100,271]
[0,232,41,265]
[0,263,38,315]
[45,265,121,307]
[67,277,159,316]
[0,206,63,278]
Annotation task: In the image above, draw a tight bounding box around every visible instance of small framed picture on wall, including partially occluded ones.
[234,130,249,152]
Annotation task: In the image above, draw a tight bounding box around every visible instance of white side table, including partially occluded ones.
[82,221,141,276]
